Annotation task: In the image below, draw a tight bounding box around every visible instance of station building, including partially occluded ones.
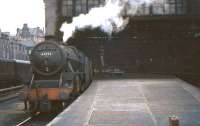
[44,0,200,83]
[16,23,45,43]
[0,30,29,60]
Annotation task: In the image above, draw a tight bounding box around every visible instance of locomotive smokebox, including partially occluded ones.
[30,42,65,76]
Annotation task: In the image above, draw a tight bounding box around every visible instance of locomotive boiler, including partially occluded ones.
[23,41,93,114]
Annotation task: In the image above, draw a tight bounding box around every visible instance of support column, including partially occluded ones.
[44,0,58,39]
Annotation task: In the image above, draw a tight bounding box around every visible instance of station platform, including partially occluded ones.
[47,74,200,126]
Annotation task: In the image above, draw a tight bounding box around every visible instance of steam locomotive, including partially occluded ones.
[23,41,93,114]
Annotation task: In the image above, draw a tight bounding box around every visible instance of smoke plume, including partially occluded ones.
[60,0,153,42]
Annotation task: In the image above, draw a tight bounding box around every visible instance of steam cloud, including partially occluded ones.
[60,0,153,42]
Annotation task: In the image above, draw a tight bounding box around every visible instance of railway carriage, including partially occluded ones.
[0,59,31,89]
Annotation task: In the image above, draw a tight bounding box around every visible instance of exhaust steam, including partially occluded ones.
[60,0,153,42]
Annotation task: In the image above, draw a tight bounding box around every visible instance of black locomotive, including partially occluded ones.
[0,59,31,89]
[23,41,93,113]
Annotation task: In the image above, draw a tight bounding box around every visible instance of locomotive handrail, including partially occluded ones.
[59,72,63,88]
[30,74,35,88]
[0,85,23,94]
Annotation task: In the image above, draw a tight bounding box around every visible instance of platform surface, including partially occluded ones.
[47,74,200,126]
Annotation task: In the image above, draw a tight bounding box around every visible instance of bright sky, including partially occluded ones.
[0,0,45,35]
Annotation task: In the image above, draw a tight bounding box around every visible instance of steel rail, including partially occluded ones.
[16,117,32,126]
[16,112,40,126]
[0,85,23,94]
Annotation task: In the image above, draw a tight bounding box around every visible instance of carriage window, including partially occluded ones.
[0,62,5,73]
[0,62,9,73]
[135,0,186,15]
[75,0,87,16]
[62,0,106,17]
[62,0,73,17]
[88,0,100,11]
[99,0,105,5]
[6,62,11,73]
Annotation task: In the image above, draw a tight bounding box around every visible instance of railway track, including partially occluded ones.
[16,112,44,126]
[16,116,32,126]
[0,84,79,126]
[15,96,77,126]
[16,112,61,126]
[0,85,23,94]
[0,85,23,102]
